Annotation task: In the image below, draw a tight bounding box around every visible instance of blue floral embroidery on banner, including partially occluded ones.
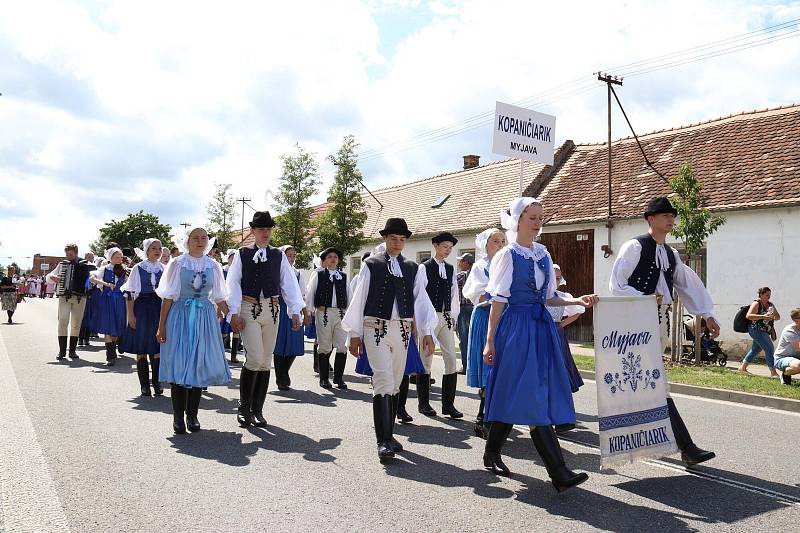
[604,352,662,395]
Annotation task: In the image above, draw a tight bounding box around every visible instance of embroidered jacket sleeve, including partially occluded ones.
[279,254,304,317]
[225,251,244,316]
[342,266,370,338]
[670,247,716,320]
[609,239,645,296]
[462,260,490,305]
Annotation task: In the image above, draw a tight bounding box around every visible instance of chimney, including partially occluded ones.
[463,154,480,170]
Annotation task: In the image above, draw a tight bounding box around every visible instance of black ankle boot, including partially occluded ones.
[186,387,202,432]
[57,336,67,360]
[230,337,240,364]
[333,352,348,389]
[68,337,79,359]
[319,352,332,389]
[151,358,163,396]
[416,374,436,416]
[104,342,115,366]
[441,373,463,418]
[396,375,413,423]
[251,371,270,427]
[238,367,256,427]
[530,426,588,492]
[137,359,151,396]
[667,398,715,465]
[373,395,395,462]
[171,385,187,434]
[313,344,319,374]
[483,422,512,476]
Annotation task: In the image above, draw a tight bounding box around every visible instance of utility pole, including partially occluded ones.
[236,197,252,234]
[597,72,623,258]
[179,222,192,230]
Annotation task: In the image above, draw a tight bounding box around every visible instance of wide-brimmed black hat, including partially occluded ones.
[319,246,343,261]
[432,231,458,245]
[249,211,276,228]
[379,218,412,238]
[644,197,678,219]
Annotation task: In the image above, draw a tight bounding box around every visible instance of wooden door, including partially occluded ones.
[539,229,594,342]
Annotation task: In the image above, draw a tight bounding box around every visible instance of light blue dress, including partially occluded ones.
[484,248,575,426]
[466,264,492,389]
[159,267,231,388]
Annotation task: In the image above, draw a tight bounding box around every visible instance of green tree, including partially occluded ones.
[207,183,237,253]
[314,135,367,266]
[669,163,725,364]
[90,211,172,255]
[271,144,320,269]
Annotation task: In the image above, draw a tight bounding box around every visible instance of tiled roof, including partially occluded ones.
[539,104,800,225]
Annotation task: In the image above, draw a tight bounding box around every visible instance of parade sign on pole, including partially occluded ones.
[492,101,556,166]
[593,296,678,469]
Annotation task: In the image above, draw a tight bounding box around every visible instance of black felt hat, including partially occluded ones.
[249,211,276,228]
[431,231,458,245]
[379,218,412,238]
[644,197,678,219]
[319,246,343,262]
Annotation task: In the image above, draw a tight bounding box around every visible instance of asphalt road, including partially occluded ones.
[2,298,799,532]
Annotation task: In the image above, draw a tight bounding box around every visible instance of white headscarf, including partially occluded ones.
[500,197,543,244]
[104,247,123,261]
[133,238,164,287]
[135,238,162,262]
[475,228,503,261]
[176,227,216,256]
[553,263,567,286]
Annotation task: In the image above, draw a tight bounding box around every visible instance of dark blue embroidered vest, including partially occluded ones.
[239,246,282,299]
[363,254,416,319]
[313,269,348,308]
[627,234,676,295]
[422,258,453,312]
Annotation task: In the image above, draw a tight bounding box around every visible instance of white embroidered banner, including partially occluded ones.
[593,296,677,469]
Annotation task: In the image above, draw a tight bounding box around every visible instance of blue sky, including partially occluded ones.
[0,0,799,267]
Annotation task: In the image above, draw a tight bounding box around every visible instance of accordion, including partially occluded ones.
[55,261,92,298]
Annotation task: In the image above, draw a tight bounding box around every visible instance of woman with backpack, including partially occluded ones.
[738,287,781,377]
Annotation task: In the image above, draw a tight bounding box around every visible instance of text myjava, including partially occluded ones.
[601,329,653,355]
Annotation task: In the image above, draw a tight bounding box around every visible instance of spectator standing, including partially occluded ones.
[455,252,474,374]
[774,308,800,385]
[738,287,780,377]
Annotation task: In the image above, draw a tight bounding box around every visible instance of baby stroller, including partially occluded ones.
[681,315,728,366]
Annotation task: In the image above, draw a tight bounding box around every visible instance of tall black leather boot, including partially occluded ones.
[483,421,512,476]
[416,373,436,416]
[104,342,115,366]
[57,336,67,360]
[68,337,79,359]
[530,426,588,492]
[313,343,319,374]
[284,356,295,388]
[151,357,163,396]
[136,359,151,396]
[396,375,413,423]
[186,387,202,432]
[223,333,231,350]
[389,395,403,452]
[474,389,488,439]
[170,384,187,434]
[667,398,715,465]
[230,337,240,364]
[251,371,271,428]
[274,356,288,391]
[237,367,256,427]
[333,352,348,390]
[319,351,332,389]
[373,395,394,462]
[441,373,463,418]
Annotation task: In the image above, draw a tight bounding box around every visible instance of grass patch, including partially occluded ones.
[573,354,800,400]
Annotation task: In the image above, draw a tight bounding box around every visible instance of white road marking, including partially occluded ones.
[0,331,71,532]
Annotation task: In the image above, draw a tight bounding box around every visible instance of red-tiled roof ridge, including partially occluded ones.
[576,103,800,147]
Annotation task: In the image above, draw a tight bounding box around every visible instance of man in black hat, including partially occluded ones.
[342,217,438,463]
[411,231,463,419]
[610,196,719,466]
[305,246,351,389]
[226,211,304,428]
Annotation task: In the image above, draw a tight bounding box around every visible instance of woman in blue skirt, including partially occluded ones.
[156,227,231,434]
[482,197,597,492]
[463,227,506,438]
[120,239,165,397]
[90,248,128,366]
[273,245,308,390]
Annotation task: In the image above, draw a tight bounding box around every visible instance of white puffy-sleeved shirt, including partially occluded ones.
[609,238,716,320]
[120,260,164,299]
[341,256,439,339]
[155,254,227,303]
[225,249,304,318]
[485,242,557,303]
[305,269,353,310]
[462,257,491,306]
[547,290,586,322]
[416,259,460,317]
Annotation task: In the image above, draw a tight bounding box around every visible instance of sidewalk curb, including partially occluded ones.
[578,369,800,413]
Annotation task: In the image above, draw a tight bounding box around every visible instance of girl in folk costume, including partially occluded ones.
[120,239,165,397]
[156,227,231,434]
[482,198,597,492]
[462,228,507,439]
[1,265,20,324]
[90,248,128,366]
[220,249,240,363]
[274,245,308,391]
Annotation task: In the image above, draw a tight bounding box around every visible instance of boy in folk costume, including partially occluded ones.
[226,211,304,428]
[417,232,463,418]
[305,247,352,389]
[610,196,717,466]
[343,218,438,462]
